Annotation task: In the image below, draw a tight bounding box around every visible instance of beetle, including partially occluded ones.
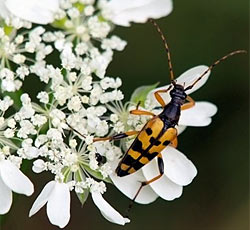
[93,19,245,198]
[68,19,245,203]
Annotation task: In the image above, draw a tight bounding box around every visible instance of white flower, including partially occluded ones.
[0,0,9,19]
[32,159,47,173]
[4,0,60,24]
[92,191,130,225]
[103,0,173,27]
[110,146,197,204]
[146,65,218,132]
[0,159,34,214]
[29,181,70,228]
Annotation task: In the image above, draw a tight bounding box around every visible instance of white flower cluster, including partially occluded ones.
[0,0,219,229]
[0,26,53,92]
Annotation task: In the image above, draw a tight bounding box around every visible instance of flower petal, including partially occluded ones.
[107,0,173,27]
[142,158,183,200]
[110,169,158,204]
[176,65,210,94]
[92,191,130,225]
[0,176,12,214]
[147,65,211,108]
[47,182,70,228]
[179,102,218,127]
[176,125,187,135]
[161,146,197,186]
[5,0,59,24]
[0,160,34,196]
[0,0,10,19]
[29,181,55,217]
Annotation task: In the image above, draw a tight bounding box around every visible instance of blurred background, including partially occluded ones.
[1,0,249,229]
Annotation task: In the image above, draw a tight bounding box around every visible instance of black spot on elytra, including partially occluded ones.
[163,140,170,146]
[122,154,136,165]
[146,128,153,136]
[132,161,144,170]
[149,137,161,146]
[132,139,143,152]
[147,152,158,161]
[116,168,129,177]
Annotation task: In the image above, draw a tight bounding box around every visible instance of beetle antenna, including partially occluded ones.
[149,19,175,83]
[184,50,247,91]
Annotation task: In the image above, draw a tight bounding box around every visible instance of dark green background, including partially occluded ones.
[1,0,249,229]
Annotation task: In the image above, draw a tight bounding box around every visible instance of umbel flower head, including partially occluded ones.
[0,0,175,228]
[0,0,220,228]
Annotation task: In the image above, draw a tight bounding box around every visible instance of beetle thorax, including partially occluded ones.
[170,84,187,105]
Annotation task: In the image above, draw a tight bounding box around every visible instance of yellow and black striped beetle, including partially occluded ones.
[93,19,246,202]
[68,19,246,205]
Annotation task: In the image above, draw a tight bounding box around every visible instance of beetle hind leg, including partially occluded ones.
[125,154,164,216]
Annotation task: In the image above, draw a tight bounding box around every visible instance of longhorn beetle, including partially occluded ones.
[68,19,246,210]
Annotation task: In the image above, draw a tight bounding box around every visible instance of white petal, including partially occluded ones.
[142,158,183,200]
[108,0,173,27]
[176,65,210,94]
[0,0,10,19]
[147,65,210,107]
[161,146,197,186]
[110,160,158,204]
[29,181,55,217]
[92,192,130,225]
[47,182,70,228]
[0,160,34,196]
[176,125,187,135]
[6,0,59,24]
[0,176,12,214]
[179,102,218,127]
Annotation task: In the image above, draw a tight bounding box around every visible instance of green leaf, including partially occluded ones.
[83,165,112,184]
[130,82,159,107]
[76,189,89,206]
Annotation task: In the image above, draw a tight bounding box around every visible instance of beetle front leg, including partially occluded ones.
[181,96,195,110]
[154,85,172,107]
[129,101,155,117]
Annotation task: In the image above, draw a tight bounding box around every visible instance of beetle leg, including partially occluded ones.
[181,96,195,110]
[93,130,139,142]
[129,109,155,116]
[154,85,172,107]
[129,101,155,116]
[154,89,168,107]
[67,122,138,142]
[126,154,164,216]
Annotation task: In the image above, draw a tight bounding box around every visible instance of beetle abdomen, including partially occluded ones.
[116,117,177,177]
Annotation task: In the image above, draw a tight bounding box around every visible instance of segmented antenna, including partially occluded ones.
[149,19,175,83]
[185,50,247,91]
